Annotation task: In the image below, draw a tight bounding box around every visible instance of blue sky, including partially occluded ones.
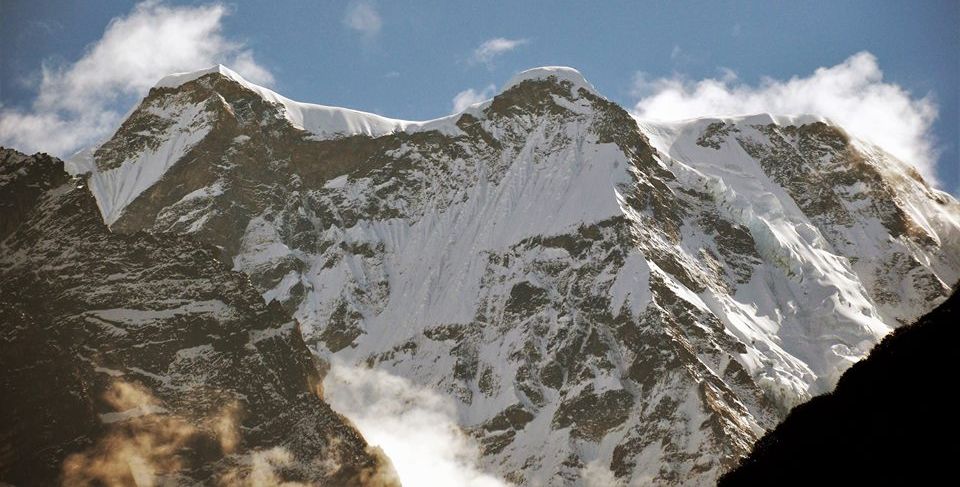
[2,0,958,192]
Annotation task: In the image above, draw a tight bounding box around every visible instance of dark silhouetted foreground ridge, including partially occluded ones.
[720,284,959,485]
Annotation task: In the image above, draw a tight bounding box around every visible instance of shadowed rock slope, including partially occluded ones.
[720,283,958,485]
[0,148,398,486]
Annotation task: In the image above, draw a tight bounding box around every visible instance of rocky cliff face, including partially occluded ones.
[0,148,398,486]
[46,65,960,484]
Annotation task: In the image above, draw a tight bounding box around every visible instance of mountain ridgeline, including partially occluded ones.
[3,64,959,485]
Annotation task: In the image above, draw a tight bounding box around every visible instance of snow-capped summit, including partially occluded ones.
[153,64,247,89]
[65,64,960,485]
[502,66,599,96]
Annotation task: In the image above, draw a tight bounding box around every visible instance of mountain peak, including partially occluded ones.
[24,60,960,486]
[153,64,248,90]
[502,66,598,96]
[147,64,461,140]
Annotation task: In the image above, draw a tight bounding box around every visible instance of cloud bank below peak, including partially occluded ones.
[324,362,507,487]
[630,51,940,185]
[0,1,273,157]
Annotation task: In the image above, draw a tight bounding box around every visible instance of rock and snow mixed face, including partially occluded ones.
[67,65,960,485]
[0,148,398,486]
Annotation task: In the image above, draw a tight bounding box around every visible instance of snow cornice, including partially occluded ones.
[501,66,599,96]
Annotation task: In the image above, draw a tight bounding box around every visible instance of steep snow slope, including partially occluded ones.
[639,115,960,329]
[70,66,960,485]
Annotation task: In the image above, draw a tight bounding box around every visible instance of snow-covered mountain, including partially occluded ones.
[63,65,960,484]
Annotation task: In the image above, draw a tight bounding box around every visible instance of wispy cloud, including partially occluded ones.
[324,362,507,487]
[343,1,382,39]
[668,44,696,67]
[0,1,273,157]
[631,51,940,184]
[470,37,528,66]
[451,84,496,113]
[670,45,683,61]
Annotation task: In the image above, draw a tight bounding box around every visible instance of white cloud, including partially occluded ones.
[323,362,507,487]
[230,51,275,87]
[343,1,382,38]
[471,37,528,66]
[451,84,496,113]
[631,51,940,184]
[582,459,624,487]
[0,1,273,157]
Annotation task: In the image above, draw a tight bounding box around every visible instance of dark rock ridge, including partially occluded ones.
[719,282,959,485]
[0,148,69,240]
[0,148,398,486]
